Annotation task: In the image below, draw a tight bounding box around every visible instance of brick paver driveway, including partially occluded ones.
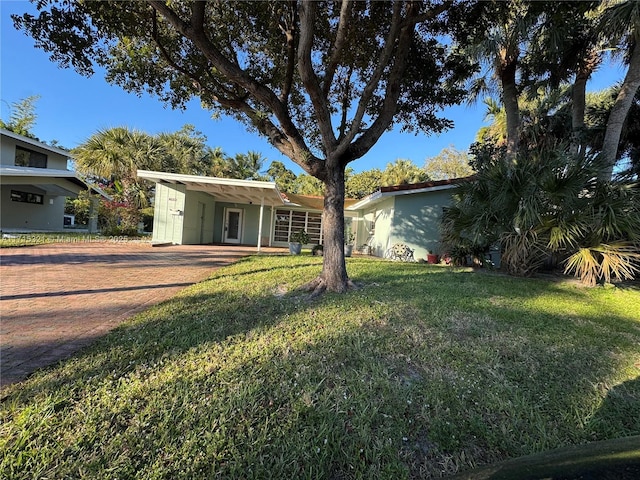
[0,242,284,388]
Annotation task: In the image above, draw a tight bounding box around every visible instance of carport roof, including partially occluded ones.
[137,170,285,206]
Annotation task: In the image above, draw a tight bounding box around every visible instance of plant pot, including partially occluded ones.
[426,253,439,264]
[344,244,353,257]
[289,242,302,255]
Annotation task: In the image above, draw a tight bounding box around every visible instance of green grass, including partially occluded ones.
[1,256,639,479]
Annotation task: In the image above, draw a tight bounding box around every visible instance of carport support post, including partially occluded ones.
[257,197,264,253]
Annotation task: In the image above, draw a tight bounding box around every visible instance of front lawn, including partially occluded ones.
[1,255,639,479]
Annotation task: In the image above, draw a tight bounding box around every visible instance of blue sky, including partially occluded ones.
[1,1,627,174]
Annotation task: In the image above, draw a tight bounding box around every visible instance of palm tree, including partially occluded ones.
[598,0,640,178]
[380,159,428,186]
[457,0,539,159]
[72,127,160,208]
[522,1,602,155]
[442,146,640,285]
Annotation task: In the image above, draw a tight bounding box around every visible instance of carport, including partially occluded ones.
[137,170,285,250]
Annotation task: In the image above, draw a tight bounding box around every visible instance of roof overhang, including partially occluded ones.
[347,176,473,211]
[137,170,285,206]
[1,129,71,157]
[0,166,111,199]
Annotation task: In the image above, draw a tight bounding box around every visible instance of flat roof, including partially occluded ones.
[137,170,285,206]
[1,166,111,198]
[348,176,473,210]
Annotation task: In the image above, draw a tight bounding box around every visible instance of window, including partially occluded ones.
[11,190,44,205]
[274,209,323,244]
[15,146,48,168]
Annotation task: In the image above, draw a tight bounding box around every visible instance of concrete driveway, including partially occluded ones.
[0,241,284,388]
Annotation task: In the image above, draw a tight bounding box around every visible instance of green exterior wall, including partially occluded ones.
[360,196,395,257]
[182,191,216,244]
[392,189,453,259]
[152,183,186,244]
[212,202,272,246]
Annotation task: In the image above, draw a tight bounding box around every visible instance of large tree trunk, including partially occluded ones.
[303,165,351,296]
[600,41,640,179]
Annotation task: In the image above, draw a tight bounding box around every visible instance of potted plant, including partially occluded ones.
[344,228,356,257]
[426,249,439,264]
[289,230,309,255]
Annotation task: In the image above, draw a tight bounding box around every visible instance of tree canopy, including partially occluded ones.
[424,147,474,180]
[13,0,472,293]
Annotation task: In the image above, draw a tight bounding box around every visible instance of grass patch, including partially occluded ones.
[1,256,639,478]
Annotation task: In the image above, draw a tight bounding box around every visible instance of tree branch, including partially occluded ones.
[146,0,315,170]
[346,2,424,161]
[278,1,297,103]
[322,0,352,98]
[297,0,337,159]
[334,1,403,159]
[338,66,353,141]
[151,11,203,91]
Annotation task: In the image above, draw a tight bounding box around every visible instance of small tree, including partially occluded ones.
[0,95,40,138]
[424,146,474,180]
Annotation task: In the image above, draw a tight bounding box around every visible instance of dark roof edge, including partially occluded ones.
[379,175,476,193]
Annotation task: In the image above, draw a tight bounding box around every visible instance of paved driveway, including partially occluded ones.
[0,242,284,388]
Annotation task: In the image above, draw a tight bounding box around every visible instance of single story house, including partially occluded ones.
[138,169,468,260]
[1,129,106,232]
[349,177,471,260]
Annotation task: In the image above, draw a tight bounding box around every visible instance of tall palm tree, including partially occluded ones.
[458,0,539,159]
[599,0,640,178]
[522,1,602,155]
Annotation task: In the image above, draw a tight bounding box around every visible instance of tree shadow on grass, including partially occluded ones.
[446,378,640,479]
[2,257,639,479]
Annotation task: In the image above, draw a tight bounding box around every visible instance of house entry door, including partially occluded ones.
[224,208,243,244]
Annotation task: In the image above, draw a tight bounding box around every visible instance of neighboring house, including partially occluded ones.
[0,129,104,232]
[138,169,468,258]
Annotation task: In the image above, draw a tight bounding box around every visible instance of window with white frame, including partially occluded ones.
[274,209,323,244]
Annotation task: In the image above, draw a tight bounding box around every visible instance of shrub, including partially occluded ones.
[442,145,640,285]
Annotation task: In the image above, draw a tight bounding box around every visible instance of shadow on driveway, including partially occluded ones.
[0,242,285,389]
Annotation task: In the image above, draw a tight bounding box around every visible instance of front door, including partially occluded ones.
[224,208,243,244]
